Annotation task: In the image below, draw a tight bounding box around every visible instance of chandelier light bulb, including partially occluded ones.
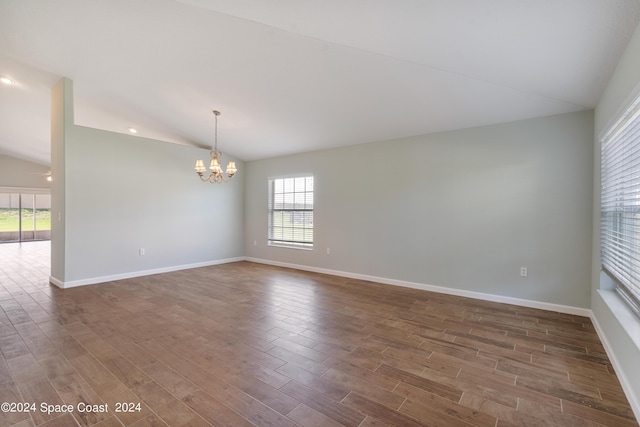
[194,110,237,184]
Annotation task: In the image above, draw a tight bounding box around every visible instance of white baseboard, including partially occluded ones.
[244,257,592,317]
[49,275,64,289]
[47,255,637,421]
[591,293,640,422]
[50,255,592,316]
[48,257,245,289]
[247,257,640,420]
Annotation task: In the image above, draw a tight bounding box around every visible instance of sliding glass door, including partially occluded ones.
[0,193,20,242]
[0,192,51,243]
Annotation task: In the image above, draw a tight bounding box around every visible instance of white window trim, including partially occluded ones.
[600,88,640,318]
[267,175,314,250]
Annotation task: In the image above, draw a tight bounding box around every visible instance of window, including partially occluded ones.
[268,175,314,249]
[601,92,640,315]
[0,192,51,243]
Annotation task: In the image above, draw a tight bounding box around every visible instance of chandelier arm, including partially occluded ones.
[215,175,227,183]
[208,173,230,184]
[195,110,234,184]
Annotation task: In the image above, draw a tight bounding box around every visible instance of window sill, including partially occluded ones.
[268,243,313,251]
[598,289,640,353]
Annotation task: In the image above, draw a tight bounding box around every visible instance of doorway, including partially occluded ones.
[0,192,51,243]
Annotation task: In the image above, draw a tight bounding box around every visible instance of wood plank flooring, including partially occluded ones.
[0,241,637,426]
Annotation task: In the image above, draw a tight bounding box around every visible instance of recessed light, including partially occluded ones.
[128,128,138,134]
[0,77,14,85]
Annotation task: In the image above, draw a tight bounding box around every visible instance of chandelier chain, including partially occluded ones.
[194,110,237,184]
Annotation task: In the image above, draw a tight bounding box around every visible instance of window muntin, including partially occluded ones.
[268,176,313,249]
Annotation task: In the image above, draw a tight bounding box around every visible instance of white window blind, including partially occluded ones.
[601,92,640,315]
[268,176,314,249]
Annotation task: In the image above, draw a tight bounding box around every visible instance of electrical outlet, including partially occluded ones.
[139,248,145,256]
[253,240,257,246]
[520,267,527,277]
[326,248,331,255]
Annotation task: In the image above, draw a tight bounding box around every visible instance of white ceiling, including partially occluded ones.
[0,0,639,165]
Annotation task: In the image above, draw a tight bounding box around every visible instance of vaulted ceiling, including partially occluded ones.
[1,0,639,165]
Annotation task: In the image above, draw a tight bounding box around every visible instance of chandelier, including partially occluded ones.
[194,110,237,183]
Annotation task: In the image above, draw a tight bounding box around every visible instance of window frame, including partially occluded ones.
[267,175,314,250]
[600,90,640,318]
[0,190,52,244]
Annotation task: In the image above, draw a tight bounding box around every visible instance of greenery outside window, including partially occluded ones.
[0,192,51,243]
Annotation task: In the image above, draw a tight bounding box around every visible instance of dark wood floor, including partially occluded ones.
[0,242,637,426]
